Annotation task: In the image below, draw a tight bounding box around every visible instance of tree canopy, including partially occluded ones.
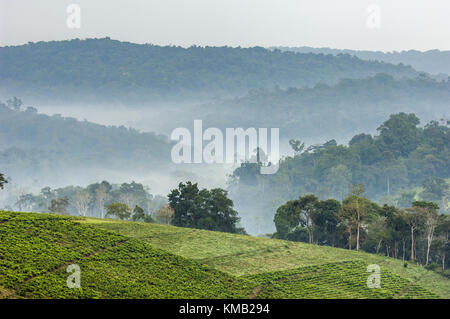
[168,182,244,234]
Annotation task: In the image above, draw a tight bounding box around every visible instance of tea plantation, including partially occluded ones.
[1,211,449,299]
[244,261,439,299]
[0,211,252,298]
[85,218,450,298]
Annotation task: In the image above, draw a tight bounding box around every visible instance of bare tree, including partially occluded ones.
[417,202,439,266]
[120,193,137,217]
[95,185,110,218]
[436,215,449,270]
[405,208,422,261]
[74,190,92,217]
[339,184,368,251]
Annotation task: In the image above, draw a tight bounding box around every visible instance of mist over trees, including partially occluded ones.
[229,113,450,235]
[1,39,449,274]
[2,180,167,221]
[0,99,172,185]
[198,74,450,143]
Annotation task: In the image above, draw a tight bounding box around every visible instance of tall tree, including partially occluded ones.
[387,208,410,261]
[412,201,440,265]
[95,183,110,218]
[340,184,373,251]
[74,190,92,217]
[405,206,424,261]
[435,215,450,270]
[297,194,319,244]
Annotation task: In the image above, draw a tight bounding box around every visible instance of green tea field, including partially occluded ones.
[0,211,252,298]
[1,211,449,299]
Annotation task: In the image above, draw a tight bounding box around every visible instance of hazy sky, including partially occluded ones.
[1,0,449,51]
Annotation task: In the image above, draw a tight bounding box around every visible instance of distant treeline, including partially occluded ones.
[273,46,450,76]
[2,179,245,235]
[273,188,449,274]
[0,38,418,102]
[7,180,168,222]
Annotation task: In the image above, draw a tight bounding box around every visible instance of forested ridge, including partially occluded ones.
[0,38,418,102]
[273,46,450,75]
[0,99,172,184]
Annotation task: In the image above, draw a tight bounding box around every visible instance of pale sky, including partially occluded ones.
[1,0,449,51]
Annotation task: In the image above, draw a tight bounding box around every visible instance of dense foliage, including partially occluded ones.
[168,182,245,234]
[229,113,450,234]
[273,192,449,272]
[0,38,418,102]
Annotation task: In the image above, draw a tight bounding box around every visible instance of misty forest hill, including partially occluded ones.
[0,38,419,102]
[0,103,172,185]
[273,46,450,76]
[1,69,449,189]
[197,74,450,142]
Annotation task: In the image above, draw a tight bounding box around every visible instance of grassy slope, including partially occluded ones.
[0,211,252,299]
[82,218,450,298]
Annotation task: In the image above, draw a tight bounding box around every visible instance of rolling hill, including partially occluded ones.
[0,104,172,186]
[83,218,450,298]
[0,211,251,298]
[1,210,448,299]
[0,38,418,103]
